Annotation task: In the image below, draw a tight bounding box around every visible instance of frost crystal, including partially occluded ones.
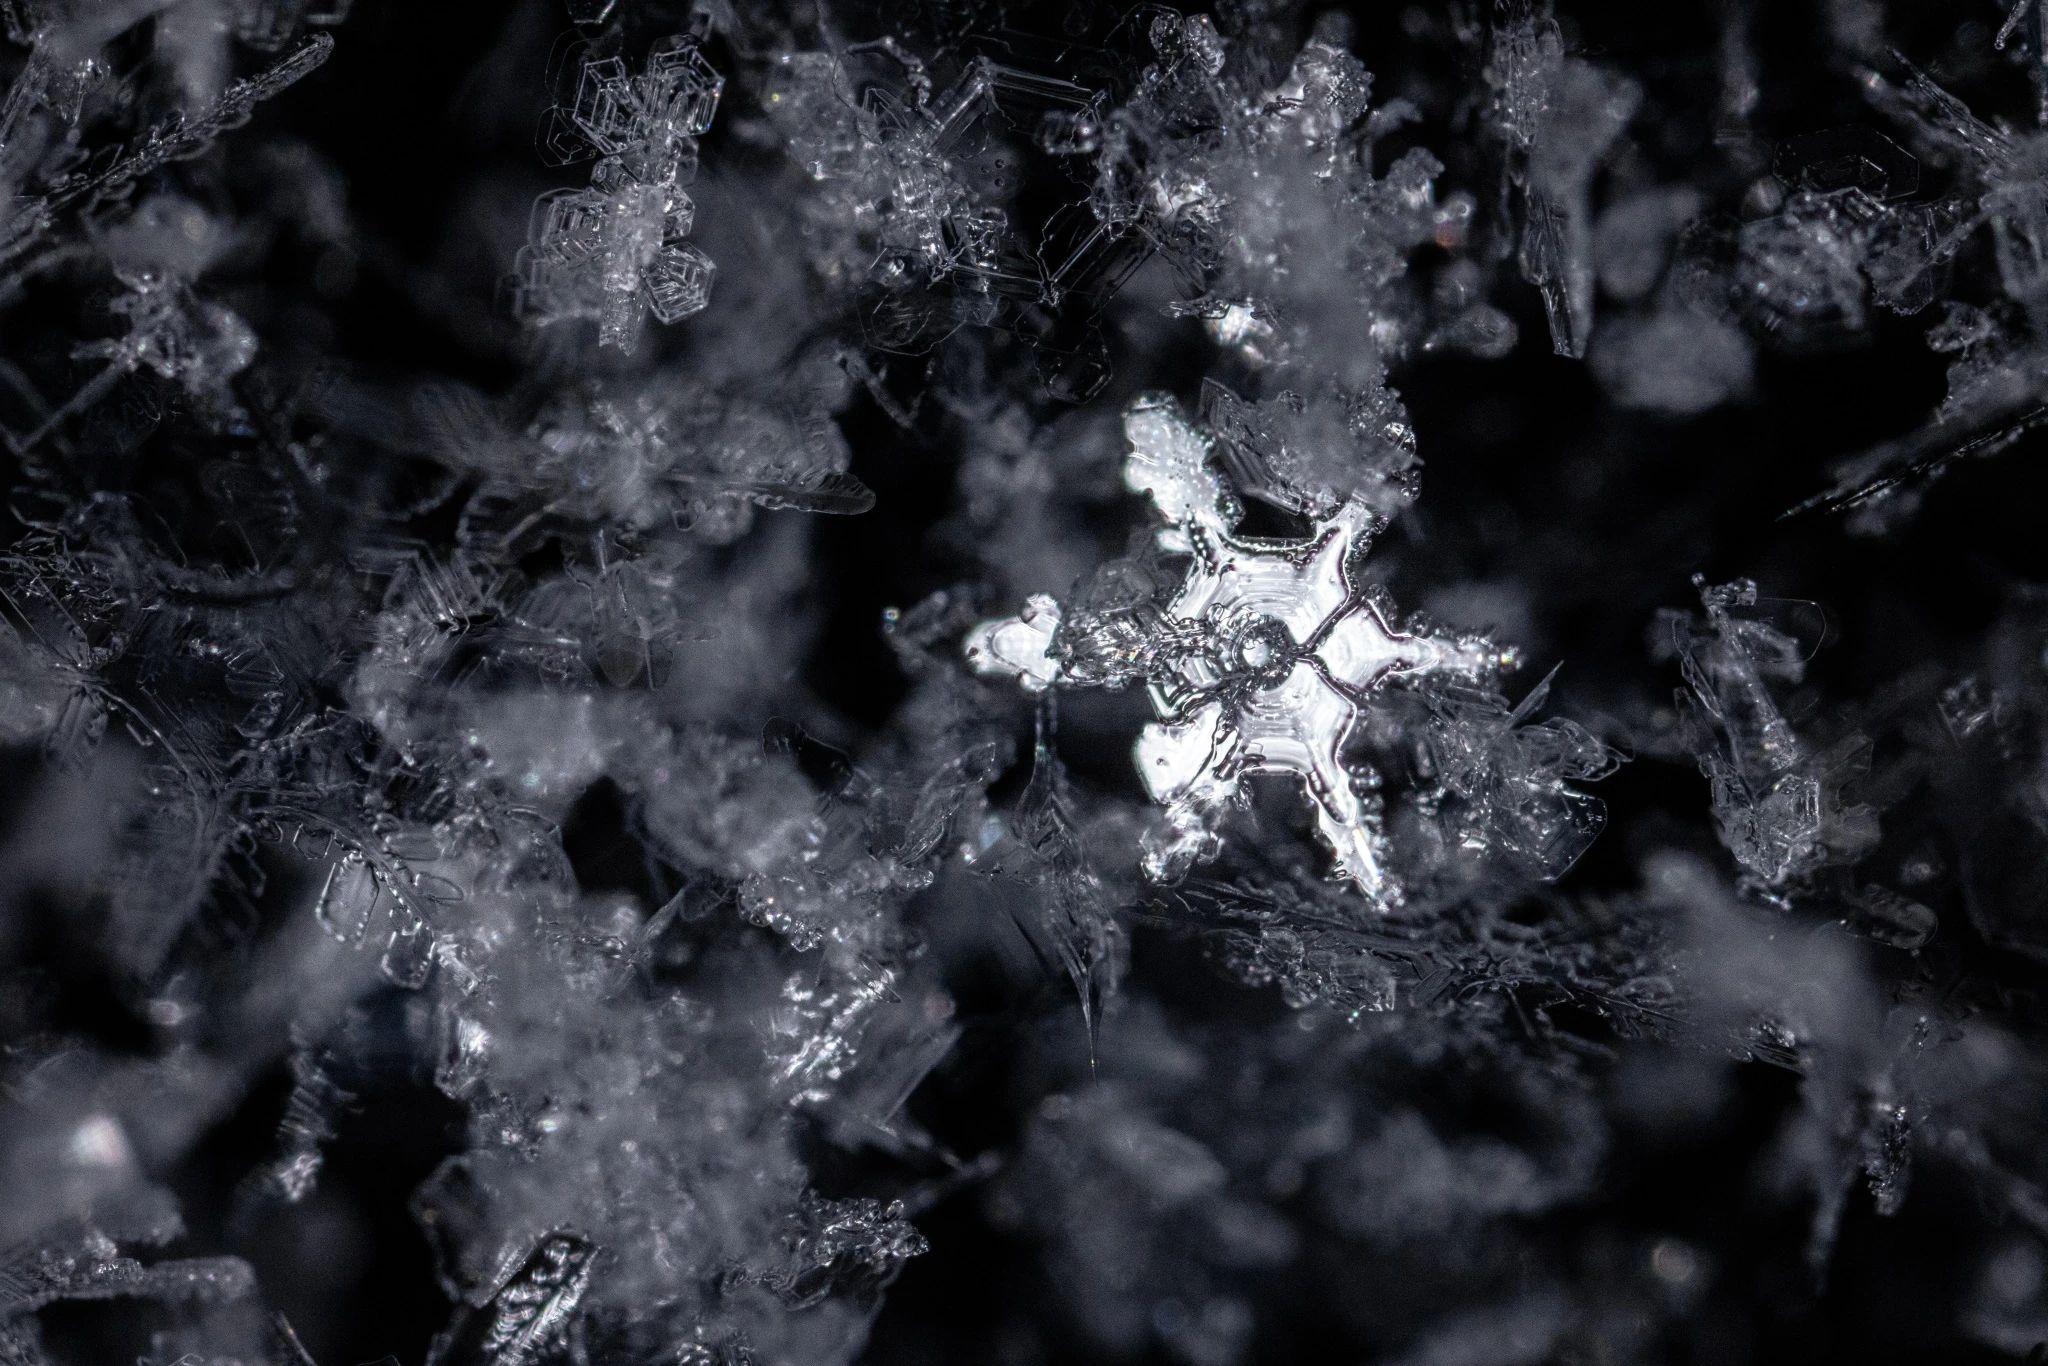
[970,395,1502,900]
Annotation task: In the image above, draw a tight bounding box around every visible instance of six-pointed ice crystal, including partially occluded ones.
[968,395,1501,901]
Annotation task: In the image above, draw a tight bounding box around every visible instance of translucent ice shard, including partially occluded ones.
[1488,1,1639,357]
[262,1030,356,1202]
[1424,667,1624,882]
[0,33,331,300]
[1996,0,2048,125]
[508,367,875,542]
[971,703,1126,1037]
[969,395,1502,901]
[35,34,333,220]
[1658,578,1877,893]
[750,1194,928,1310]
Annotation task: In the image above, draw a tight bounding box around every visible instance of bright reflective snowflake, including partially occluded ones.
[968,394,1504,902]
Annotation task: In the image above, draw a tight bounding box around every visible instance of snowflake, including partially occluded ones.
[969,394,1503,901]
[514,34,723,350]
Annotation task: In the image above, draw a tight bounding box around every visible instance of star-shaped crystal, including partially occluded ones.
[967,394,1502,901]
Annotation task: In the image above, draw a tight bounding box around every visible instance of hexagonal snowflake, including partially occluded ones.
[514,34,723,351]
[968,394,1504,901]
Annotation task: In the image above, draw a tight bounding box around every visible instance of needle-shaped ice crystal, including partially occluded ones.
[968,394,1502,902]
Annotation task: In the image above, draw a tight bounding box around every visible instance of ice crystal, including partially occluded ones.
[967,701,1126,1035]
[1782,64,2048,526]
[428,1231,595,1366]
[970,394,1504,900]
[5,1,2048,1360]
[515,34,723,350]
[1423,668,1624,883]
[1659,579,1877,893]
[0,1197,254,1324]
[1488,0,1639,358]
[4,32,331,257]
[765,28,1148,399]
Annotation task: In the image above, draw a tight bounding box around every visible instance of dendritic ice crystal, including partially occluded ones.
[968,395,1504,901]
[513,34,722,351]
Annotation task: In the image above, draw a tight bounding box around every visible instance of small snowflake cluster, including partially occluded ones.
[514,34,724,351]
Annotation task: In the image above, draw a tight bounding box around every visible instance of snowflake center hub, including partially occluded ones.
[1231,615,1296,683]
